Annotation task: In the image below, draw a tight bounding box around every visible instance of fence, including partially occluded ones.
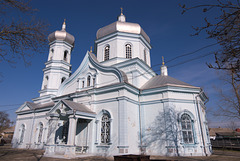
[211,138,240,150]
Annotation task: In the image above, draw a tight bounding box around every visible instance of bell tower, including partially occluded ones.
[39,20,75,100]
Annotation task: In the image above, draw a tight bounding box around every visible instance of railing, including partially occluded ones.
[76,146,88,153]
[211,138,240,150]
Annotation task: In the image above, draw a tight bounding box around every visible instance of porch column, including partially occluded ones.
[44,115,58,155]
[67,115,77,145]
[47,115,58,144]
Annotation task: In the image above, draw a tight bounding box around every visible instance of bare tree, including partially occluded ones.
[227,121,238,131]
[143,106,181,156]
[0,0,48,66]
[180,0,240,81]
[0,111,13,132]
[215,70,240,119]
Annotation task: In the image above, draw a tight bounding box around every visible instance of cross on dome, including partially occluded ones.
[118,7,126,22]
[120,7,123,15]
[62,19,66,31]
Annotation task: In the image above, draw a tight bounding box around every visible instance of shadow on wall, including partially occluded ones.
[142,106,181,156]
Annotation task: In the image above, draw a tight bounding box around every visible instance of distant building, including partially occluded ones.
[1,126,15,144]
[209,127,240,139]
[12,12,211,157]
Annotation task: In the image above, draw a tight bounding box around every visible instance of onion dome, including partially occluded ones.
[96,11,150,43]
[48,20,75,45]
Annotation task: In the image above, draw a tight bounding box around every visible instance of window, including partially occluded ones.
[37,123,43,143]
[82,81,84,88]
[19,124,25,143]
[64,50,68,61]
[50,48,54,60]
[44,76,48,89]
[125,44,132,59]
[104,45,110,61]
[61,77,66,83]
[181,114,194,144]
[101,113,111,144]
[93,78,96,87]
[87,76,91,87]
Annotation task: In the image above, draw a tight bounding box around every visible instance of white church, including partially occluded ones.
[12,11,212,157]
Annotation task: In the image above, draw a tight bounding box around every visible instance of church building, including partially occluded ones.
[12,11,212,157]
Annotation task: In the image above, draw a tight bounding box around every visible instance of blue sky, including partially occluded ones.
[0,0,237,127]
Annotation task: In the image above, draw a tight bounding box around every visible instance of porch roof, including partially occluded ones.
[62,100,96,115]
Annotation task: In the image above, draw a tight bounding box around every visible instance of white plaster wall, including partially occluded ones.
[141,90,208,156]
[96,35,151,66]
[126,101,140,154]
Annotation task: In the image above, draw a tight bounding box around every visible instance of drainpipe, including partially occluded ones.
[138,90,143,155]
[29,109,36,149]
[195,91,207,156]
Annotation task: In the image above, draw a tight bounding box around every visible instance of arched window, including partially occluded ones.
[87,76,91,87]
[181,114,194,144]
[64,50,68,61]
[101,113,111,144]
[49,48,54,60]
[37,122,43,143]
[144,49,147,63]
[44,76,48,89]
[19,124,25,143]
[125,44,132,59]
[61,77,66,83]
[93,78,96,87]
[82,81,85,88]
[104,45,110,61]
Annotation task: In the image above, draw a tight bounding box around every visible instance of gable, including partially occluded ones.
[48,100,96,118]
[57,51,128,96]
[16,103,31,112]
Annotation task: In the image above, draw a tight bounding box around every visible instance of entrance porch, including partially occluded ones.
[44,100,96,157]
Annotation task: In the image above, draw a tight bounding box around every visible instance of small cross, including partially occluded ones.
[162,56,165,65]
[90,46,92,52]
[120,7,123,15]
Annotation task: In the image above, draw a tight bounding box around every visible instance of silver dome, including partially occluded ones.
[48,21,75,45]
[96,14,150,43]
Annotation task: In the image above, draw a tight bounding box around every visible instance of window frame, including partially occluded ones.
[37,122,44,143]
[125,44,132,59]
[101,113,111,144]
[180,114,194,144]
[104,45,110,61]
[19,124,25,143]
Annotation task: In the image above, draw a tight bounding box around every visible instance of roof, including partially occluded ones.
[89,52,128,83]
[96,21,150,43]
[48,21,75,45]
[26,101,55,110]
[209,128,234,136]
[216,132,240,137]
[2,126,15,133]
[62,100,96,114]
[141,75,197,90]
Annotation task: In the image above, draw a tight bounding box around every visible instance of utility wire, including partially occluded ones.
[150,42,217,69]
[0,104,22,107]
[0,45,215,109]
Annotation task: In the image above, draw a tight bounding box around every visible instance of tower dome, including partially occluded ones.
[96,12,150,43]
[48,20,75,45]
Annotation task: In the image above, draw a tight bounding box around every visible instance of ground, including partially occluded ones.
[0,144,240,161]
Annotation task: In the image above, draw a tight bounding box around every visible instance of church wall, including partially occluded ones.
[96,34,150,66]
[91,100,120,155]
[12,111,49,149]
[97,71,120,88]
[139,90,210,156]
[126,101,141,154]
[61,78,78,95]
